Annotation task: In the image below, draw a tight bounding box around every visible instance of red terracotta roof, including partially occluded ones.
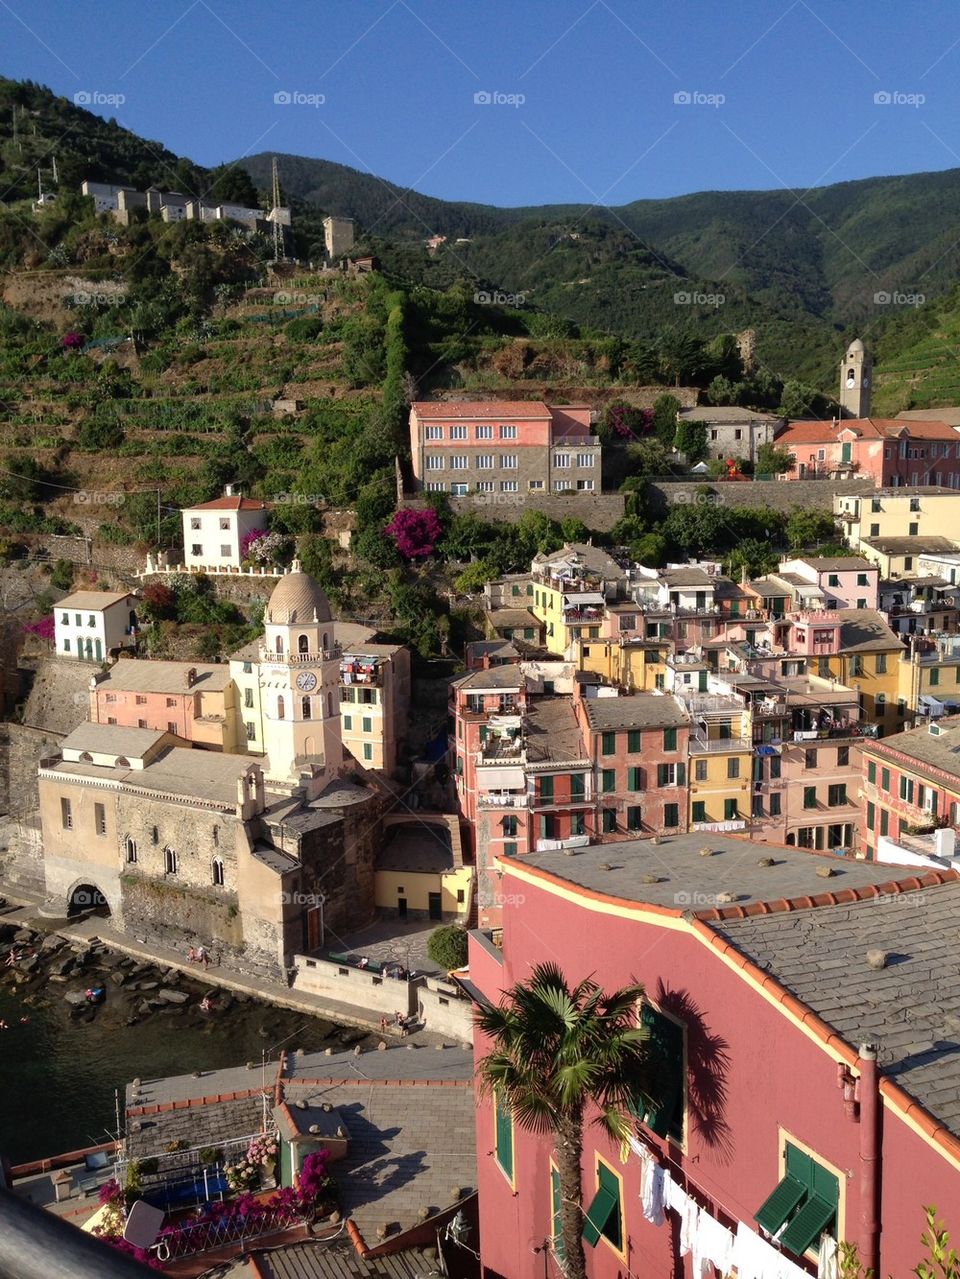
[778,417,958,444]
[185,496,268,511]
[411,400,551,419]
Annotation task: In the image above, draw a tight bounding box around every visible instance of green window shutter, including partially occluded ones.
[540,776,554,800]
[866,802,875,831]
[602,769,616,793]
[627,766,642,791]
[755,1174,806,1235]
[880,808,889,837]
[780,1195,836,1255]
[582,1183,618,1248]
[479,725,488,742]
[551,1167,565,1258]
[494,1096,513,1179]
[931,668,941,687]
[698,670,708,692]
[881,767,890,792]
[676,762,685,786]
[657,764,667,787]
[664,727,677,751]
[601,731,616,755]
[626,805,642,831]
[637,1005,684,1138]
[724,798,737,821]
[603,808,617,833]
[571,774,585,799]
[867,761,876,784]
[692,801,706,823]
[931,791,939,816]
[627,730,641,753]
[664,803,679,828]
[804,786,817,809]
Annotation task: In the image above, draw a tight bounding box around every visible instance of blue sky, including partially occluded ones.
[3,0,958,205]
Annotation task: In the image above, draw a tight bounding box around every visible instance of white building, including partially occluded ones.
[55,590,137,662]
[182,491,270,570]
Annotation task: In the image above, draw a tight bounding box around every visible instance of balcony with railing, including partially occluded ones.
[529,787,592,808]
[478,791,528,809]
[689,735,752,754]
[339,656,384,686]
[260,643,340,664]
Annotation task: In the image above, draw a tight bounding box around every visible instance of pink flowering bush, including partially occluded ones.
[24,615,54,641]
[247,1132,278,1164]
[385,507,442,559]
[240,528,267,560]
[62,331,85,351]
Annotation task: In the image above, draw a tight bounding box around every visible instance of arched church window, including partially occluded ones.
[277,695,285,720]
[298,634,309,654]
[302,697,312,719]
[275,635,284,654]
[125,837,137,863]
[212,858,225,887]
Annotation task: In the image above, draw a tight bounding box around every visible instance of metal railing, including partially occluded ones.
[689,736,751,754]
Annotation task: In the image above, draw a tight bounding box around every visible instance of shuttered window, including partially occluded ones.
[494,1094,513,1181]
[582,1160,622,1251]
[633,1004,685,1140]
[755,1142,839,1256]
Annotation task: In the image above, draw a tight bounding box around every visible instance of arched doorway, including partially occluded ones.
[67,882,110,917]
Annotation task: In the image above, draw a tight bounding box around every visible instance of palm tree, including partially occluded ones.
[476,962,658,1279]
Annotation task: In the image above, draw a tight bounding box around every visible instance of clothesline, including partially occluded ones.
[627,1135,831,1279]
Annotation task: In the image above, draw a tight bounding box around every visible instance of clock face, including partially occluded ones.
[296,671,318,692]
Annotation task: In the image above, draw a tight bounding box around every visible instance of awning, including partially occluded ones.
[755,744,778,757]
[564,592,605,606]
[479,767,525,789]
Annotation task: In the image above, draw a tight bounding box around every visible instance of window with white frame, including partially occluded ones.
[425,425,443,440]
[451,424,468,439]
[577,479,595,491]
[576,452,595,467]
[450,455,469,470]
[554,480,573,492]
[425,455,445,470]
[500,454,518,469]
[476,480,494,491]
[501,480,519,492]
[476,424,493,438]
[477,455,494,469]
[500,425,517,439]
[554,453,570,468]
[528,479,544,490]
[426,481,446,491]
[190,517,201,529]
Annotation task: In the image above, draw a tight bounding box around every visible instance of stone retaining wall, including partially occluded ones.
[649,477,875,516]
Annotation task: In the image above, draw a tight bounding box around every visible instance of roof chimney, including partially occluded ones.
[187,667,197,687]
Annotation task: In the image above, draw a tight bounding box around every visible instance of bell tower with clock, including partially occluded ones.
[259,562,343,793]
[839,337,872,418]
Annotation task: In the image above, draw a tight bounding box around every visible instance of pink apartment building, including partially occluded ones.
[408,400,599,495]
[777,417,960,486]
[89,660,240,752]
[778,556,880,610]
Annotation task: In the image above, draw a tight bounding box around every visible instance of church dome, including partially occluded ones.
[846,338,866,354]
[266,561,332,624]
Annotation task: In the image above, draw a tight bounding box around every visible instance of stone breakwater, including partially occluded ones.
[0,919,374,1036]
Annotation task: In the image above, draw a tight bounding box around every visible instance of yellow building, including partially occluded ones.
[897,637,960,719]
[816,611,904,734]
[373,816,473,923]
[686,701,753,831]
[572,637,669,692]
[835,488,960,548]
[339,643,411,776]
